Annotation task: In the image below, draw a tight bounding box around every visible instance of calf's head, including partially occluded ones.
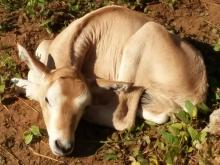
[13,44,91,156]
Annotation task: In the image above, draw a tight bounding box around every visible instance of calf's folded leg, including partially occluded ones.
[85,78,145,130]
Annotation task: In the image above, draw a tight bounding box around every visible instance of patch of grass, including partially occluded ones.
[40,18,53,34]
[25,0,47,17]
[68,0,104,17]
[117,0,152,10]
[23,125,43,144]
[67,0,157,17]
[0,0,23,11]
[39,0,106,34]
[0,0,48,17]
[97,101,215,164]
[1,0,158,34]
[0,52,21,102]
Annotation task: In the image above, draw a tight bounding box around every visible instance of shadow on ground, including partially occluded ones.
[73,120,113,157]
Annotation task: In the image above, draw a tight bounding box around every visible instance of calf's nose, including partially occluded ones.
[55,139,74,155]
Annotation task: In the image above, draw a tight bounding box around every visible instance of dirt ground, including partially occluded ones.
[0,0,220,165]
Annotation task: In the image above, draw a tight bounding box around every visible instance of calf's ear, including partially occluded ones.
[17,43,49,76]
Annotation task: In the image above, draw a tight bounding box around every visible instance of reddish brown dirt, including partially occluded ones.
[0,0,220,164]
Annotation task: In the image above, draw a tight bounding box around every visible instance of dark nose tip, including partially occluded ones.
[55,139,73,155]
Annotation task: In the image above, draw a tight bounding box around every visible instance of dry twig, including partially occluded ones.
[28,146,66,164]
[204,20,220,31]
[0,103,9,112]
[16,97,40,112]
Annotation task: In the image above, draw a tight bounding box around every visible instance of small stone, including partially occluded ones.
[205,109,220,135]
[199,12,205,16]
[211,28,218,34]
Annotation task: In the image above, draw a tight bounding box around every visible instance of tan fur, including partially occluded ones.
[38,6,207,129]
[43,6,207,129]
[14,5,208,155]
[113,87,145,130]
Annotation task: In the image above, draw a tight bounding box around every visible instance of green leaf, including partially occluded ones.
[136,155,148,165]
[215,92,220,100]
[199,159,206,165]
[185,100,197,118]
[149,155,159,165]
[70,4,80,13]
[24,134,33,144]
[131,161,141,165]
[40,19,52,27]
[187,147,194,153]
[179,131,189,141]
[213,42,220,52]
[132,145,140,157]
[165,152,173,165]
[165,147,179,165]
[175,111,190,124]
[199,131,207,143]
[161,131,179,145]
[145,120,157,126]
[135,122,145,131]
[157,141,165,150]
[0,83,5,94]
[168,125,180,136]
[30,125,41,137]
[143,135,151,144]
[187,127,199,141]
[197,102,209,114]
[104,153,117,160]
[170,123,183,130]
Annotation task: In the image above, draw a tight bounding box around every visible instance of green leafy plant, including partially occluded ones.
[40,19,53,34]
[99,100,210,165]
[158,101,209,164]
[0,77,6,96]
[68,0,104,17]
[25,0,46,17]
[0,52,21,101]
[213,39,220,52]
[23,125,43,144]
[104,151,117,161]
[0,0,23,11]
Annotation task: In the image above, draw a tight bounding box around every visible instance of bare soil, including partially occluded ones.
[0,0,220,164]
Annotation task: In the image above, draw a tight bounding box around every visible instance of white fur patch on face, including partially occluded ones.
[73,90,91,131]
[45,81,68,155]
[48,108,73,156]
[48,110,63,155]
[74,90,91,110]
[46,80,64,107]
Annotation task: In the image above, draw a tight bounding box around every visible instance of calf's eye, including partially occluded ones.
[45,97,49,104]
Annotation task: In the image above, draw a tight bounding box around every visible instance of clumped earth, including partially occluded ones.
[0,0,220,165]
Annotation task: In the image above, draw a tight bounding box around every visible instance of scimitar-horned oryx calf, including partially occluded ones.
[12,5,207,156]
